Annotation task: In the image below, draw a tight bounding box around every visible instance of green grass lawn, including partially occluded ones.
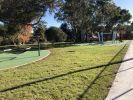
[0,44,128,100]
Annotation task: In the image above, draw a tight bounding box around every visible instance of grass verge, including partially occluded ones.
[0,43,129,100]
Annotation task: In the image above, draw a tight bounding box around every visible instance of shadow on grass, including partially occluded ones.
[0,44,131,94]
[77,44,128,100]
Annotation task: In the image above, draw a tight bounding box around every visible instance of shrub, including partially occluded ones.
[45,27,67,42]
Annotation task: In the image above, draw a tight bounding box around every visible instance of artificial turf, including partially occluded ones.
[0,50,50,69]
[0,43,128,100]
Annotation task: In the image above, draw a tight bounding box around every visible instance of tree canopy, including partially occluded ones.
[0,0,62,40]
[55,0,132,41]
[0,0,61,25]
[0,0,132,43]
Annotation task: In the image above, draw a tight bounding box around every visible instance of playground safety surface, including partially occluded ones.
[0,50,50,70]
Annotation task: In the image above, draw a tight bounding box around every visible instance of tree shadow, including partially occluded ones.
[0,55,39,63]
[77,66,133,100]
[0,47,43,63]
[8,50,26,54]
[0,44,130,95]
[112,88,133,100]
[0,57,16,62]
[99,66,133,78]
[77,44,128,100]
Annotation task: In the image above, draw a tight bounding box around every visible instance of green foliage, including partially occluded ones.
[124,25,132,39]
[0,0,132,42]
[114,24,132,40]
[0,24,7,36]
[115,24,126,34]
[6,24,26,35]
[34,21,47,42]
[0,0,62,37]
[0,0,59,24]
[55,0,132,41]
[119,9,132,24]
[60,23,74,42]
[0,24,22,45]
[45,27,67,42]
[0,36,3,45]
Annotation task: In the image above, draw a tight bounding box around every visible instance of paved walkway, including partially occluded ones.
[106,41,133,100]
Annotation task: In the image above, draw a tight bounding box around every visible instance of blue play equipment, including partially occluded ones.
[98,32,118,44]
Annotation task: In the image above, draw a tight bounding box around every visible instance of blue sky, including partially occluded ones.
[44,12,62,28]
[45,0,133,28]
[114,0,133,21]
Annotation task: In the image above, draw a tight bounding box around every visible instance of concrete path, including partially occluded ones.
[106,41,133,100]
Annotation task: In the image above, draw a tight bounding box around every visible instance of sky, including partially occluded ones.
[45,0,133,28]
[44,12,62,28]
[114,0,133,21]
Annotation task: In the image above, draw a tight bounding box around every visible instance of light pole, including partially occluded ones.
[36,35,40,56]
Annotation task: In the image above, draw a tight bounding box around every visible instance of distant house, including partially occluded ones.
[18,23,33,44]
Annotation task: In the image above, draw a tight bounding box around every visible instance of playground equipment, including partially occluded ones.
[98,32,117,44]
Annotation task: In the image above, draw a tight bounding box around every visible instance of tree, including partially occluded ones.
[55,0,90,42]
[0,0,62,36]
[0,24,7,35]
[115,9,132,42]
[45,27,67,42]
[0,0,60,24]
[55,0,116,42]
[124,25,132,39]
[34,21,47,42]
[0,23,33,45]
[60,23,74,42]
[119,9,132,24]
[55,0,132,42]
[96,3,120,32]
[0,24,4,44]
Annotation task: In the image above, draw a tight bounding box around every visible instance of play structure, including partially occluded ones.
[97,32,118,44]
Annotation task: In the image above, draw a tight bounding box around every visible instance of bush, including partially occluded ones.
[45,27,67,42]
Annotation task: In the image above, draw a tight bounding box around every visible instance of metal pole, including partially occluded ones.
[38,36,40,56]
[101,33,104,44]
[98,32,101,43]
[112,33,114,44]
[115,33,117,44]
[114,33,116,44]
